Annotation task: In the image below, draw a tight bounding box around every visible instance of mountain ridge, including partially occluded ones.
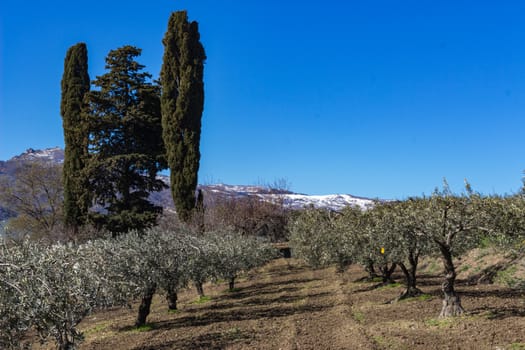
[0,147,377,221]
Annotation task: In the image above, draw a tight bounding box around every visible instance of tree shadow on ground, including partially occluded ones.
[464,263,509,285]
[351,281,405,293]
[215,286,301,300]
[469,306,525,320]
[458,288,525,299]
[260,263,307,277]
[194,291,334,312]
[131,329,251,350]
[136,303,332,331]
[211,277,322,300]
[414,274,445,287]
[240,277,323,291]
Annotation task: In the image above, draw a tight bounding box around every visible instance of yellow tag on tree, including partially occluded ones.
[380,247,385,254]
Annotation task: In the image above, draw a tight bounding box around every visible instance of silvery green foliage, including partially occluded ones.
[354,201,434,269]
[109,230,179,298]
[0,227,279,349]
[142,228,191,295]
[333,206,371,270]
[98,228,196,303]
[210,231,277,282]
[0,239,38,349]
[289,207,366,271]
[0,238,117,350]
[30,243,94,348]
[332,206,388,272]
[389,199,435,262]
[183,234,219,287]
[413,186,486,257]
[482,194,525,253]
[288,208,339,269]
[89,228,277,302]
[77,237,134,307]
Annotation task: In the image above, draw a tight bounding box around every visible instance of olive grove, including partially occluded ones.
[0,228,277,349]
[289,186,525,317]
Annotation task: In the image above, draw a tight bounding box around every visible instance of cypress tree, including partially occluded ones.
[86,45,166,234]
[60,42,90,231]
[161,11,206,223]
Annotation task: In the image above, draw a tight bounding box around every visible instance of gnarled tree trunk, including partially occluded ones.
[195,281,205,297]
[438,243,464,317]
[166,287,178,310]
[378,262,397,284]
[397,261,423,300]
[136,284,156,327]
[365,259,378,280]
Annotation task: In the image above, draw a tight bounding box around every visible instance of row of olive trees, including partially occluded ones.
[289,185,525,317]
[0,229,277,350]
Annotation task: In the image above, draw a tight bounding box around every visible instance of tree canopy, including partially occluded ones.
[85,45,166,233]
[60,42,90,231]
[161,10,206,223]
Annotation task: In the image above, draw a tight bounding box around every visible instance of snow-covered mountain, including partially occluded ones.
[266,193,375,210]
[203,184,375,210]
[10,147,64,163]
[0,147,377,220]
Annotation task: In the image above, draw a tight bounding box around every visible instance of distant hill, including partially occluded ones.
[0,147,377,221]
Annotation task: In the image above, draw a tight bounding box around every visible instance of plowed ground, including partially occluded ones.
[43,258,525,349]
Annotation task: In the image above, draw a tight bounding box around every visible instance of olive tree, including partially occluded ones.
[484,194,525,251]
[290,206,371,275]
[30,243,110,349]
[288,208,339,269]
[355,207,399,284]
[410,183,487,317]
[0,239,37,349]
[211,232,277,291]
[367,200,435,299]
[103,229,190,326]
[183,234,218,297]
[0,238,119,350]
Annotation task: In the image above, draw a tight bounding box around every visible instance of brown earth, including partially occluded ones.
[37,258,525,350]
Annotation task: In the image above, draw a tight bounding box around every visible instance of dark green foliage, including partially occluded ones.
[86,46,166,234]
[61,43,90,231]
[161,11,206,222]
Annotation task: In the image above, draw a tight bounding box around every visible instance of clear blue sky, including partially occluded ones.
[1,1,524,199]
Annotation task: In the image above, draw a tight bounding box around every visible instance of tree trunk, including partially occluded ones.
[229,276,235,291]
[166,287,178,310]
[378,262,397,284]
[56,331,74,350]
[195,281,205,297]
[60,341,74,350]
[438,243,464,317]
[397,262,423,301]
[135,284,156,327]
[365,259,378,280]
[58,341,74,350]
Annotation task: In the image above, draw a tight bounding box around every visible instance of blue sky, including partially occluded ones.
[1,1,524,199]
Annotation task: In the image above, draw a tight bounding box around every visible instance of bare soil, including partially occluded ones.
[37,258,525,350]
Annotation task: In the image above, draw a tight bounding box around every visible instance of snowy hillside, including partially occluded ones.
[202,184,375,210]
[265,193,375,210]
[10,147,64,163]
[0,148,378,220]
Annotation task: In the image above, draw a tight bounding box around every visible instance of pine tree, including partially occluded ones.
[60,42,90,231]
[86,45,166,233]
[161,11,206,222]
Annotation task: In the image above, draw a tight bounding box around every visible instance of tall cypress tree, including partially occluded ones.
[60,42,90,231]
[161,11,206,223]
[86,45,166,234]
